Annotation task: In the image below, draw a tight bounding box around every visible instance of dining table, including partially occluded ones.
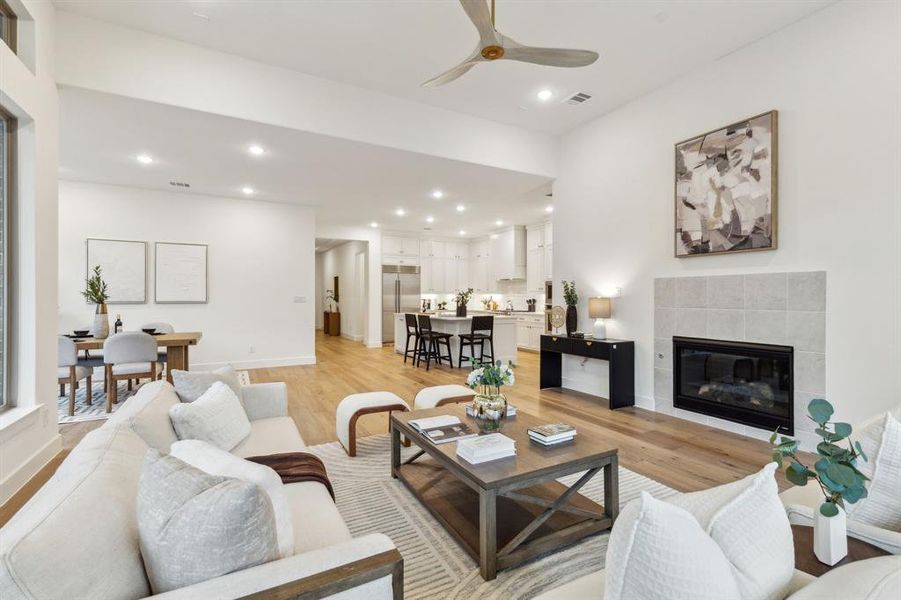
[74,331,203,383]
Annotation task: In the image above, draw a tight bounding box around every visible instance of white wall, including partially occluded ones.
[58,181,316,369]
[0,0,61,504]
[554,1,901,428]
[318,241,369,342]
[53,11,557,179]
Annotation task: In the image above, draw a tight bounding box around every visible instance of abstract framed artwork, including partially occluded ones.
[155,242,208,303]
[85,238,147,303]
[674,110,778,257]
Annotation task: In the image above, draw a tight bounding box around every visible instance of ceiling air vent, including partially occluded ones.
[169,181,191,189]
[564,92,592,106]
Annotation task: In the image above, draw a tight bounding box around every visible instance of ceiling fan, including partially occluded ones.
[422,0,599,87]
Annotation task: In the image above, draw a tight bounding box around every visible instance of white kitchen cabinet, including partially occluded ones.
[489,226,526,281]
[527,226,543,251]
[382,235,419,256]
[543,243,553,281]
[526,247,544,293]
[455,258,469,291]
[516,322,530,348]
[543,221,553,247]
[423,240,446,258]
[514,314,546,351]
[421,257,446,293]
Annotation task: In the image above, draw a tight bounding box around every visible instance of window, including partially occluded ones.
[0,0,16,53]
[0,108,12,407]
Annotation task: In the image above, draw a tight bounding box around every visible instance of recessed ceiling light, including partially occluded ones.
[459,230,467,236]
[242,186,255,195]
[370,221,379,228]
[537,89,553,102]
[248,145,265,156]
[456,204,465,212]
[431,190,444,199]
[495,219,504,226]
[136,154,153,165]
[395,208,406,216]
[545,205,554,213]
[426,216,435,223]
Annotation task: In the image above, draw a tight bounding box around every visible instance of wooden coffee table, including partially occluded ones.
[792,524,889,577]
[390,405,619,580]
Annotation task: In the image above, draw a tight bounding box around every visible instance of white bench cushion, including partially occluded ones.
[413,384,473,410]
[336,392,409,452]
[233,417,306,457]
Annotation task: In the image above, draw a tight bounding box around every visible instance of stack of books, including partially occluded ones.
[528,423,577,446]
[409,415,478,445]
[456,433,516,464]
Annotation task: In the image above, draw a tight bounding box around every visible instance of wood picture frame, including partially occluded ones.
[674,110,778,257]
[154,242,208,304]
[85,238,147,304]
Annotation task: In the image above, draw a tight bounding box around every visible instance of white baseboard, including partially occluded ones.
[0,433,62,506]
[365,340,384,349]
[633,394,654,410]
[193,356,317,370]
[341,332,364,342]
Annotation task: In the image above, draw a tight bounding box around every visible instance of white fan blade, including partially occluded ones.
[422,60,479,87]
[501,34,598,68]
[459,0,500,46]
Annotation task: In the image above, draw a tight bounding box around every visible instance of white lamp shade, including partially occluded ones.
[589,297,612,319]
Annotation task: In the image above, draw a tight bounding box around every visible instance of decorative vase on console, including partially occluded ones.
[466,360,515,433]
[455,287,474,318]
[562,280,579,336]
[82,265,110,339]
[771,398,869,566]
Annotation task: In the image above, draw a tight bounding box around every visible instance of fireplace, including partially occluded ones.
[673,337,793,435]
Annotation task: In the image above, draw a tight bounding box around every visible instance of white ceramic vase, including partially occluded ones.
[814,505,848,565]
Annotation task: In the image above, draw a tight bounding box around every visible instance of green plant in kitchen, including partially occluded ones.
[770,398,869,517]
[82,265,109,305]
[562,280,579,307]
[455,287,474,305]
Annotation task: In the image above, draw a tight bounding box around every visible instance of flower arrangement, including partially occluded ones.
[466,359,516,390]
[455,287,474,306]
[562,280,578,307]
[771,398,868,517]
[82,265,109,305]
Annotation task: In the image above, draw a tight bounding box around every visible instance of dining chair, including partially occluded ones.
[103,332,158,412]
[58,336,92,417]
[141,321,174,380]
[458,315,495,367]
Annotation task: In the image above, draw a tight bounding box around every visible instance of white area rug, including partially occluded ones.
[306,434,678,600]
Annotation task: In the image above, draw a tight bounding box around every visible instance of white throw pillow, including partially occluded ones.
[170,440,294,558]
[668,462,794,600]
[605,463,793,600]
[172,365,244,404]
[168,381,251,451]
[604,491,741,600]
[845,413,901,531]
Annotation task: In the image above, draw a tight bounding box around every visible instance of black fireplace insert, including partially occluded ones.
[673,336,793,435]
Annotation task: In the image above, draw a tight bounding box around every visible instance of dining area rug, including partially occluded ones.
[306,434,678,600]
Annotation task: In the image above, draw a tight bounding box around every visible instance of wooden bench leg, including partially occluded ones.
[346,404,410,457]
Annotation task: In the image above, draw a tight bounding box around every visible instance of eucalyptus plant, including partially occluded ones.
[81,265,109,305]
[771,398,868,517]
[455,287,474,305]
[562,280,579,307]
[466,359,515,389]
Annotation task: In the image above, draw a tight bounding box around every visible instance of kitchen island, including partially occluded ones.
[393,312,518,366]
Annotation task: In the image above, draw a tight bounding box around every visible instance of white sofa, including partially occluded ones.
[0,380,402,600]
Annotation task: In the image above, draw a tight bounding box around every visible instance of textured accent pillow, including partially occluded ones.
[604,491,741,600]
[668,462,794,600]
[170,439,294,558]
[172,365,243,404]
[168,381,251,451]
[845,413,901,531]
[136,450,278,594]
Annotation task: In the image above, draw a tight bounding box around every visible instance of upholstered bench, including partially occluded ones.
[413,384,475,410]
[336,392,410,457]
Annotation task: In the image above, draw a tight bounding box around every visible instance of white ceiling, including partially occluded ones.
[59,87,552,237]
[54,0,832,135]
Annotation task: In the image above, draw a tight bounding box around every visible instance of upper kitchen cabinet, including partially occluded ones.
[489,226,526,280]
[526,221,553,292]
[382,235,420,257]
[469,238,492,293]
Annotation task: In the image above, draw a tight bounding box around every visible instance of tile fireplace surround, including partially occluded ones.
[654,271,825,447]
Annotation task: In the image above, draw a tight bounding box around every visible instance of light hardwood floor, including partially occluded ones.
[1,331,799,526]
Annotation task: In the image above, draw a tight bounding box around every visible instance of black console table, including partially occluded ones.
[539,335,635,409]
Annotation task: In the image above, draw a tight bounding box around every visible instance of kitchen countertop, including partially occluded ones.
[394,312,519,321]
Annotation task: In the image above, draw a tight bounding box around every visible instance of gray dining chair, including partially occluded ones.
[103,332,158,412]
[58,336,92,416]
[141,322,174,380]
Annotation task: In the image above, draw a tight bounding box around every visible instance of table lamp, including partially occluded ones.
[589,297,612,340]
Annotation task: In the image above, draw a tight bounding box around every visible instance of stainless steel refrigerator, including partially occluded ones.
[382,264,421,344]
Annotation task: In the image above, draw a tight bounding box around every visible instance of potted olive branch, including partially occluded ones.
[455,287,474,317]
[82,265,110,339]
[770,398,868,565]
